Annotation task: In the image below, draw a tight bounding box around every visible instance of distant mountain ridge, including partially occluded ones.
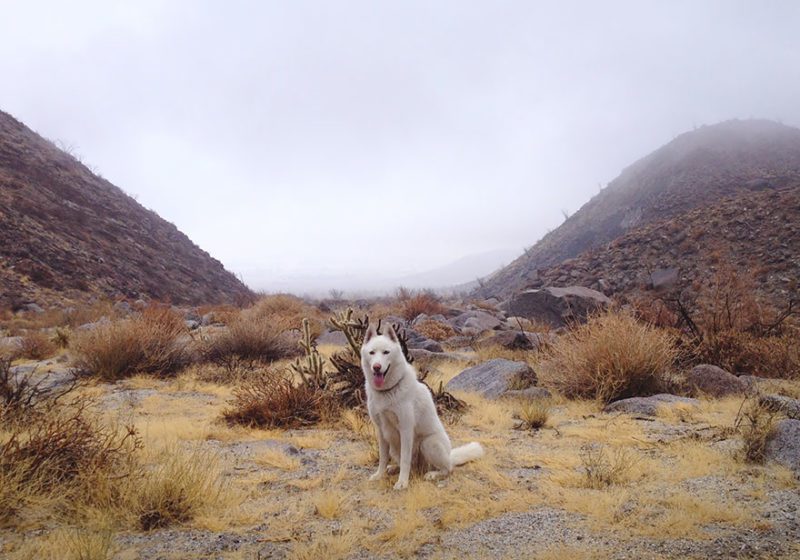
[479,119,800,302]
[0,110,253,309]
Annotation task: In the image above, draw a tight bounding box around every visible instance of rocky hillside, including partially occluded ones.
[480,119,800,302]
[0,111,253,309]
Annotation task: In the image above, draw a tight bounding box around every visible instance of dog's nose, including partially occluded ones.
[372,363,382,373]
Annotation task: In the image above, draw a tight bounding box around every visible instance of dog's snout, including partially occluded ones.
[372,363,382,373]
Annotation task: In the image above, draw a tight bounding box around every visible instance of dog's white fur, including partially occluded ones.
[361,323,484,490]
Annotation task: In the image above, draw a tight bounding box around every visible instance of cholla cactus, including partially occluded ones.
[291,318,326,389]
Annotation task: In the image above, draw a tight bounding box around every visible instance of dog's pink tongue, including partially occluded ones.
[373,374,385,388]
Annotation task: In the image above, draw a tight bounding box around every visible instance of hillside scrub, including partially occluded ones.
[538,310,679,402]
[72,306,191,380]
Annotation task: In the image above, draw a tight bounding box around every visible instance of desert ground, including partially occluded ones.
[1,294,799,560]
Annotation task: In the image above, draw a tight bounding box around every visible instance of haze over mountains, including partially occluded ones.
[0,111,252,309]
[479,119,800,305]
[2,111,800,308]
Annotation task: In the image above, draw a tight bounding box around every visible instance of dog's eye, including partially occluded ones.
[369,351,375,355]
[383,350,390,355]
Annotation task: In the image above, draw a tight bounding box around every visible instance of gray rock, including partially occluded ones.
[185,319,200,331]
[113,301,132,314]
[24,302,45,314]
[76,316,111,331]
[502,387,552,401]
[766,419,800,474]
[0,336,23,355]
[409,349,470,369]
[185,308,201,322]
[649,267,679,290]
[686,364,748,397]
[505,286,612,328]
[604,394,700,416]
[404,330,443,353]
[446,359,536,398]
[760,395,800,420]
[450,310,503,333]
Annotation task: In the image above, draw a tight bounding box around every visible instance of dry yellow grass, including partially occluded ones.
[254,448,302,471]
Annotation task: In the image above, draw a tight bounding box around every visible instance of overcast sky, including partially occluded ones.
[2,1,799,293]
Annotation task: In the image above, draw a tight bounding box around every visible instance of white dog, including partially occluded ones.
[361,323,484,490]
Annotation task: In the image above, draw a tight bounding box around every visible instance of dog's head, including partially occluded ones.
[361,323,405,391]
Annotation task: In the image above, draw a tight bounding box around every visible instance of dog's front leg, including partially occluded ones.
[369,420,389,481]
[394,407,414,490]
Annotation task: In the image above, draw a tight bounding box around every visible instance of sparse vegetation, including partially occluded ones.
[517,398,551,430]
[538,310,678,402]
[578,444,638,489]
[72,306,191,380]
[400,291,446,321]
[735,397,781,463]
[223,370,329,428]
[413,318,456,341]
[18,330,58,360]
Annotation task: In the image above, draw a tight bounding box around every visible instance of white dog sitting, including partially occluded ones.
[361,323,484,490]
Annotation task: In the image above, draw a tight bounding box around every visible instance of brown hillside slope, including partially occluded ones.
[517,185,800,308]
[481,119,800,298]
[0,111,253,309]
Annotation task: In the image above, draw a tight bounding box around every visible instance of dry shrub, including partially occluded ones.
[663,266,799,378]
[517,399,550,430]
[579,444,637,488]
[128,445,226,531]
[19,330,58,360]
[735,398,780,464]
[414,319,456,341]
[0,371,141,528]
[202,312,298,371]
[538,310,678,402]
[73,307,190,380]
[401,292,446,321]
[251,294,322,334]
[223,370,330,428]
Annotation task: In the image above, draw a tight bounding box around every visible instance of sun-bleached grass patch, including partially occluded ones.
[253,448,301,471]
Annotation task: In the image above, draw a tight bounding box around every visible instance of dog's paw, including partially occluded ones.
[368,470,385,481]
[386,465,399,475]
[393,479,409,490]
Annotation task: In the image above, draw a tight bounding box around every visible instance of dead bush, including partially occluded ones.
[516,398,550,431]
[538,310,678,402]
[202,312,298,371]
[250,294,322,334]
[19,330,58,360]
[735,398,780,464]
[660,266,798,378]
[73,307,190,380]
[0,382,141,528]
[223,370,330,428]
[128,445,226,531]
[579,444,637,488]
[401,291,446,321]
[414,319,456,341]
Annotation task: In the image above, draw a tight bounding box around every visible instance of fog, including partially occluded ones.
[2,1,799,294]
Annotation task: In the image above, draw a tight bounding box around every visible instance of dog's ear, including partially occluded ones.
[364,323,378,344]
[384,324,398,343]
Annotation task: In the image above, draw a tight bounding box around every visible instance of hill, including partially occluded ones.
[0,111,253,309]
[479,119,800,302]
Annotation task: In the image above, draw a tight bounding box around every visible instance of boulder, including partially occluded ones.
[185,319,200,331]
[766,419,800,475]
[686,364,748,397]
[475,331,553,351]
[404,330,443,353]
[505,286,611,328]
[759,395,800,420]
[449,310,504,333]
[0,336,23,356]
[604,394,700,417]
[445,359,536,399]
[24,302,45,314]
[113,301,132,314]
[649,268,679,291]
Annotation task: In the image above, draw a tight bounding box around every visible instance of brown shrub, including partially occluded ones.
[735,398,780,463]
[538,310,678,402]
[414,319,456,341]
[202,313,298,372]
[19,331,58,360]
[72,307,190,380]
[579,444,638,489]
[401,292,446,321]
[250,294,322,333]
[223,370,330,428]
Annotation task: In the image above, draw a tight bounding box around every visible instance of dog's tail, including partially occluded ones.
[450,442,484,466]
